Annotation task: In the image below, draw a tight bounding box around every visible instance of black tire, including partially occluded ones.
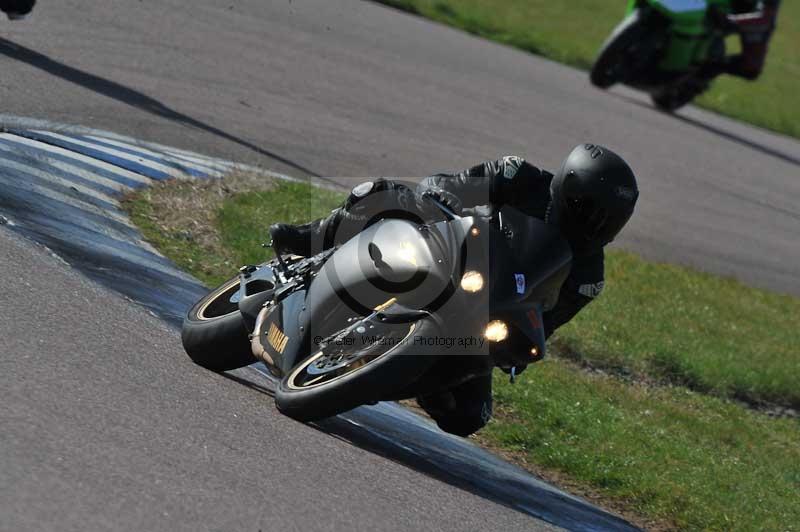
[651,77,708,112]
[651,89,687,112]
[590,9,649,89]
[181,275,257,371]
[275,317,442,422]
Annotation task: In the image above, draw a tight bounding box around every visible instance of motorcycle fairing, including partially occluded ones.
[301,217,470,338]
[237,264,279,331]
[652,0,708,14]
[627,0,731,71]
[251,289,310,376]
[508,304,548,362]
[252,215,477,377]
[489,207,572,313]
[485,210,571,362]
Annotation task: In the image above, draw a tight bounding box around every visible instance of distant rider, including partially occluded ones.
[270,144,639,436]
[707,0,781,81]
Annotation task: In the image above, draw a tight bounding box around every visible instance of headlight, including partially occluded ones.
[484,320,509,342]
[460,270,484,293]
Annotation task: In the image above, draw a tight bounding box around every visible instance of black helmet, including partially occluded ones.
[549,144,638,255]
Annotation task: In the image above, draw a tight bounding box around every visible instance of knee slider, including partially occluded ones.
[436,413,489,437]
[434,400,492,437]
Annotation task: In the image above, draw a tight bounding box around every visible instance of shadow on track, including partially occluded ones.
[222,369,639,532]
[0,37,322,177]
[610,92,800,168]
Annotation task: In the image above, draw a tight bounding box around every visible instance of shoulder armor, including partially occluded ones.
[500,155,525,179]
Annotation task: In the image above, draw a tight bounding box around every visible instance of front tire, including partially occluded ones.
[275,317,442,422]
[181,275,257,371]
[590,9,649,89]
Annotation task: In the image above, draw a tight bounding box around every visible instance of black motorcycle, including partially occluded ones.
[181,199,572,422]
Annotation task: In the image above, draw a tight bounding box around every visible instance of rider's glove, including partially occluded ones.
[422,188,463,215]
[461,204,494,219]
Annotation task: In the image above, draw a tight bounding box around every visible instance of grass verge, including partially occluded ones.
[374,0,800,139]
[485,361,800,530]
[124,173,342,287]
[556,251,800,411]
[123,175,800,530]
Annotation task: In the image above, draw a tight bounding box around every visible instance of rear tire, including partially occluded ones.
[590,9,649,89]
[651,79,707,112]
[181,275,257,372]
[275,317,442,422]
[651,90,685,112]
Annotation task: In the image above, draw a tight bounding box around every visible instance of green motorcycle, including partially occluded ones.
[590,0,733,111]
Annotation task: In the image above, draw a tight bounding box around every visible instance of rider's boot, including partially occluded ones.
[695,60,726,85]
[270,205,373,257]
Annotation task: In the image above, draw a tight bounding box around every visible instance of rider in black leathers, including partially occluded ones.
[271,144,639,436]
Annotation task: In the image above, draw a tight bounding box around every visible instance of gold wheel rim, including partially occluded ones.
[196,277,241,321]
[286,322,416,390]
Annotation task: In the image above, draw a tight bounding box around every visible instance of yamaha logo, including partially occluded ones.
[266,322,289,354]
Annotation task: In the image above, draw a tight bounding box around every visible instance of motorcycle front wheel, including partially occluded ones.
[275,316,442,422]
[590,9,650,89]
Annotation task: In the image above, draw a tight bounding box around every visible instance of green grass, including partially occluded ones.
[125,187,231,288]
[124,176,800,530]
[487,361,800,530]
[124,174,343,287]
[376,0,800,139]
[556,251,800,409]
[216,183,343,268]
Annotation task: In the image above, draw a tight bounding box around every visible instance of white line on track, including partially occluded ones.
[0,155,120,207]
[32,130,189,178]
[0,166,135,228]
[0,142,134,194]
[0,134,153,186]
[82,134,231,176]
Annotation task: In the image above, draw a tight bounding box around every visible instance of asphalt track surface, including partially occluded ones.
[2,0,799,295]
[1,0,798,530]
[0,227,566,532]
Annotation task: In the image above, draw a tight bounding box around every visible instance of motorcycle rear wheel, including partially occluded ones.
[181,275,258,371]
[275,316,441,422]
[651,79,706,112]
